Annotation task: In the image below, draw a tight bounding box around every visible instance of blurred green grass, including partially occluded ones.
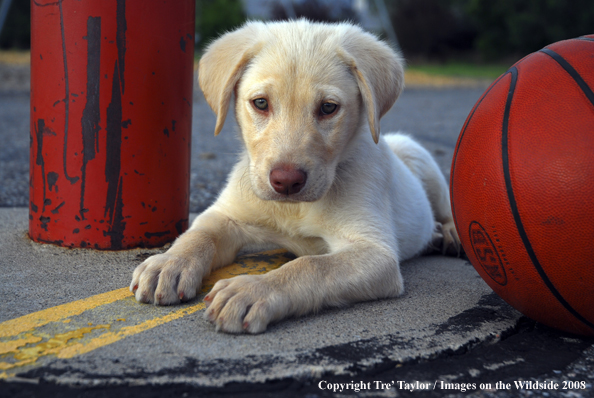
[0,50,509,88]
[0,50,30,65]
[407,62,510,80]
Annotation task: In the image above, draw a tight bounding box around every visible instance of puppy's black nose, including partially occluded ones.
[269,166,307,195]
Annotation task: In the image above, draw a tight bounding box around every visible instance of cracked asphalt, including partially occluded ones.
[0,63,593,397]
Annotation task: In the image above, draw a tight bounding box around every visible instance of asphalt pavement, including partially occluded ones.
[0,63,593,398]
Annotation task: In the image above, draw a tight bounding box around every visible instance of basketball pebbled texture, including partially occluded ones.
[450,35,594,336]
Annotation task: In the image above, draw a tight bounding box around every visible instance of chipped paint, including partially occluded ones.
[29,0,195,249]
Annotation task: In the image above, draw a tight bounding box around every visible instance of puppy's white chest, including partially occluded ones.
[263,208,330,256]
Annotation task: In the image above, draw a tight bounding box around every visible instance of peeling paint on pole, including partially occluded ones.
[30,0,194,249]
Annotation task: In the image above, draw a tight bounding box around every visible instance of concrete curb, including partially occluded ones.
[1,207,522,389]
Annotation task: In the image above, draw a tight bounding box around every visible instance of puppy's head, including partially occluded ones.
[199,20,404,202]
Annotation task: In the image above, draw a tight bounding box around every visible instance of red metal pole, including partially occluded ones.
[30,0,195,249]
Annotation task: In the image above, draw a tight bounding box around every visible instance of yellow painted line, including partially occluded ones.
[0,334,42,358]
[0,249,294,379]
[0,325,111,372]
[0,288,132,339]
[57,303,206,359]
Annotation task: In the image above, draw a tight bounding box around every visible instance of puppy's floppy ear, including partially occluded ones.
[198,22,264,136]
[339,27,405,144]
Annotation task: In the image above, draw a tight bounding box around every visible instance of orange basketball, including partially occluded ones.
[450,36,594,336]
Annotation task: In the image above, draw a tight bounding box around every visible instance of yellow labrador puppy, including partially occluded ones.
[130,20,460,334]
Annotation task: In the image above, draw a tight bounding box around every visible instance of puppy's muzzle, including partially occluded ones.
[269,165,307,195]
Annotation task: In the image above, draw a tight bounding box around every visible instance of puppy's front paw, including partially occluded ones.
[203,275,286,334]
[130,253,201,305]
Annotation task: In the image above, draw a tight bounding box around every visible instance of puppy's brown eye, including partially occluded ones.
[320,102,337,115]
[253,98,268,111]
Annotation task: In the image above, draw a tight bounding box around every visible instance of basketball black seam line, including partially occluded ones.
[501,66,594,331]
[450,71,510,234]
[540,48,594,107]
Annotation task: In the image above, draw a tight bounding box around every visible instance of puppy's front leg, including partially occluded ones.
[130,209,246,305]
[204,242,402,334]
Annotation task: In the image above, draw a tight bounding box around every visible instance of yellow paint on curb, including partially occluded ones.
[0,288,132,339]
[0,325,110,372]
[56,303,206,359]
[0,334,42,357]
[0,249,294,378]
